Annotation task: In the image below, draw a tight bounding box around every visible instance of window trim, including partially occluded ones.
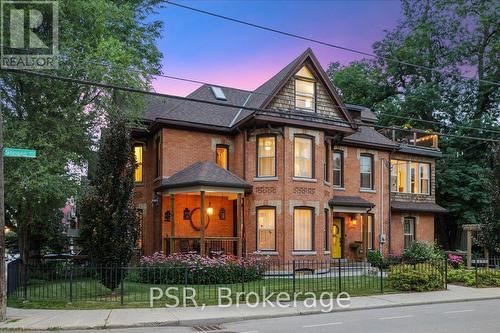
[293,206,315,252]
[294,66,316,113]
[155,136,161,179]
[133,143,144,184]
[256,134,277,178]
[293,134,315,179]
[323,141,330,182]
[403,216,416,249]
[256,206,277,252]
[360,153,374,190]
[419,163,431,195]
[215,144,229,171]
[333,149,344,188]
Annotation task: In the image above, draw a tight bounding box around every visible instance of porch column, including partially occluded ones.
[169,194,175,254]
[200,191,206,256]
[236,194,243,257]
[362,213,369,261]
[466,229,472,269]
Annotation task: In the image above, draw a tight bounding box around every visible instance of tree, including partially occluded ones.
[0,0,162,264]
[78,114,138,291]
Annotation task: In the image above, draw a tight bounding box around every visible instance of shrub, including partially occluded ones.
[447,254,464,269]
[388,263,444,292]
[447,268,500,287]
[402,241,443,263]
[367,250,385,269]
[131,252,268,285]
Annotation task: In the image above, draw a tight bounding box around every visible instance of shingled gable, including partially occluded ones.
[156,161,252,192]
[248,48,356,127]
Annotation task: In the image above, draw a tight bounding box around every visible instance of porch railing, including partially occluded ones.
[165,236,240,256]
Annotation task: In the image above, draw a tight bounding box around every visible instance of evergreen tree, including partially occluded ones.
[78,115,138,291]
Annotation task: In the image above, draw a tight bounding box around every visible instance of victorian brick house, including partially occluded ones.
[132,48,446,261]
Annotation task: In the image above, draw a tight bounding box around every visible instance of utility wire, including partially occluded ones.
[73,59,500,135]
[1,67,499,143]
[163,0,500,87]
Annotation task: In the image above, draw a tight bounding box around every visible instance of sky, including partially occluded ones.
[151,0,402,96]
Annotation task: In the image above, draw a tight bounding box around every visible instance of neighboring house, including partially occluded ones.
[132,48,446,261]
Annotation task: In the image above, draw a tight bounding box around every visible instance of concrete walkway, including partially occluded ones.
[1,285,500,331]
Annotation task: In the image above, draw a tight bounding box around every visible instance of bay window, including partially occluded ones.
[294,136,314,178]
[294,207,314,251]
[419,163,430,194]
[257,135,276,177]
[257,207,276,251]
[333,150,344,187]
[391,160,431,195]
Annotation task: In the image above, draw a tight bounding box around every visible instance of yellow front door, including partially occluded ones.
[331,218,342,258]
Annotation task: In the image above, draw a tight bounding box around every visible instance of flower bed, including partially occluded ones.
[131,252,267,285]
[447,268,500,287]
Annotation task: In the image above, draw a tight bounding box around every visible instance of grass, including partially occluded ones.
[8,275,396,309]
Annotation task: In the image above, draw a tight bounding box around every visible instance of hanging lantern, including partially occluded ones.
[207,202,214,216]
[218,208,226,220]
[183,208,191,220]
[164,210,171,222]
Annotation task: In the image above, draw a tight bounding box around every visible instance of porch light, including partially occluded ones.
[183,208,191,220]
[207,202,214,216]
[350,215,357,226]
[164,210,171,222]
[218,208,226,220]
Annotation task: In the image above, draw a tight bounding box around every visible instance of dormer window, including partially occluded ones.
[295,66,315,112]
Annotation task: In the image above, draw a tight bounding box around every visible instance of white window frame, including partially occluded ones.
[256,207,276,251]
[360,154,374,190]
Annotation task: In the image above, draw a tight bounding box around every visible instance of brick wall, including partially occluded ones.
[390,212,435,256]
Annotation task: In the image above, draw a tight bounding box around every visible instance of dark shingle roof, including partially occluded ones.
[391,201,447,213]
[329,196,375,208]
[156,161,252,191]
[342,125,399,149]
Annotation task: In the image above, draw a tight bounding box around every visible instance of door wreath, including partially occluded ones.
[189,207,211,231]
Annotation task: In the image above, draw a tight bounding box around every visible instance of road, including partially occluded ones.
[28,299,500,333]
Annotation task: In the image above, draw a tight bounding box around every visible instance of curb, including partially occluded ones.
[3,295,500,330]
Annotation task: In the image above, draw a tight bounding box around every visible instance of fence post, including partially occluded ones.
[380,263,384,294]
[69,268,73,303]
[120,267,124,306]
[444,258,448,290]
[475,260,479,288]
[292,260,296,295]
[338,258,341,293]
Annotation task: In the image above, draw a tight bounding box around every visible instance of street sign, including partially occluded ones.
[3,148,37,158]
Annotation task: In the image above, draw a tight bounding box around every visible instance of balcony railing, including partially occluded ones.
[165,236,240,256]
[380,127,439,150]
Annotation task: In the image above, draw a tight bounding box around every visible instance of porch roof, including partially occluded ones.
[155,161,252,193]
[328,196,375,208]
[391,201,447,213]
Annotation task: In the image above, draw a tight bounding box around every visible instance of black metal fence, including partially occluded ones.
[6,258,449,307]
[446,255,500,288]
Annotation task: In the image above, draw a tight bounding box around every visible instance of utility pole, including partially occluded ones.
[0,105,6,321]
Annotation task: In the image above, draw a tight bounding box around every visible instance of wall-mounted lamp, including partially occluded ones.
[350,215,358,226]
[218,208,226,220]
[183,208,191,220]
[152,194,159,206]
[207,202,214,216]
[164,210,171,222]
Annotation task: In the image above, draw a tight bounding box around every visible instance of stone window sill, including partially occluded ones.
[253,251,279,256]
[253,177,278,182]
[333,187,345,191]
[360,188,376,193]
[292,251,317,256]
[292,177,317,183]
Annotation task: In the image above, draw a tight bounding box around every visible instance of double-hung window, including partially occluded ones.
[403,217,416,249]
[419,163,430,194]
[216,144,229,170]
[323,141,330,182]
[295,66,315,112]
[360,154,374,189]
[257,135,276,177]
[134,144,144,183]
[257,207,276,251]
[294,136,314,178]
[294,207,314,251]
[391,160,431,195]
[333,150,344,187]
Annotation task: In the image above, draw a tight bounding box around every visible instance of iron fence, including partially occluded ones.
[6,257,448,307]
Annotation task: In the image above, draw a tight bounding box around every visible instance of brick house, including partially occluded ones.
[132,48,446,261]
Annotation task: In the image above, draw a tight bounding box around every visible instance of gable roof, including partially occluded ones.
[156,161,252,191]
[247,48,355,126]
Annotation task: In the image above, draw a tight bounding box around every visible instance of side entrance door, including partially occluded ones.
[331,217,343,259]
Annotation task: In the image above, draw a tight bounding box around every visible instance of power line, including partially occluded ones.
[2,67,499,144]
[76,59,500,135]
[163,0,500,87]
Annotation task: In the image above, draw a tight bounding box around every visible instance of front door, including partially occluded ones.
[331,218,343,258]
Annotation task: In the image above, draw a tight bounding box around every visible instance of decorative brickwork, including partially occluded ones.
[255,187,277,194]
[294,187,316,195]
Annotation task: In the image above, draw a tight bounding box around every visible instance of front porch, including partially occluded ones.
[156,161,252,257]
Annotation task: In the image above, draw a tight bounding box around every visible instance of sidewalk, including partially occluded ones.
[1,285,500,330]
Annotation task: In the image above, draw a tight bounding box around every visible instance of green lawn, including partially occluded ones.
[8,275,396,309]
